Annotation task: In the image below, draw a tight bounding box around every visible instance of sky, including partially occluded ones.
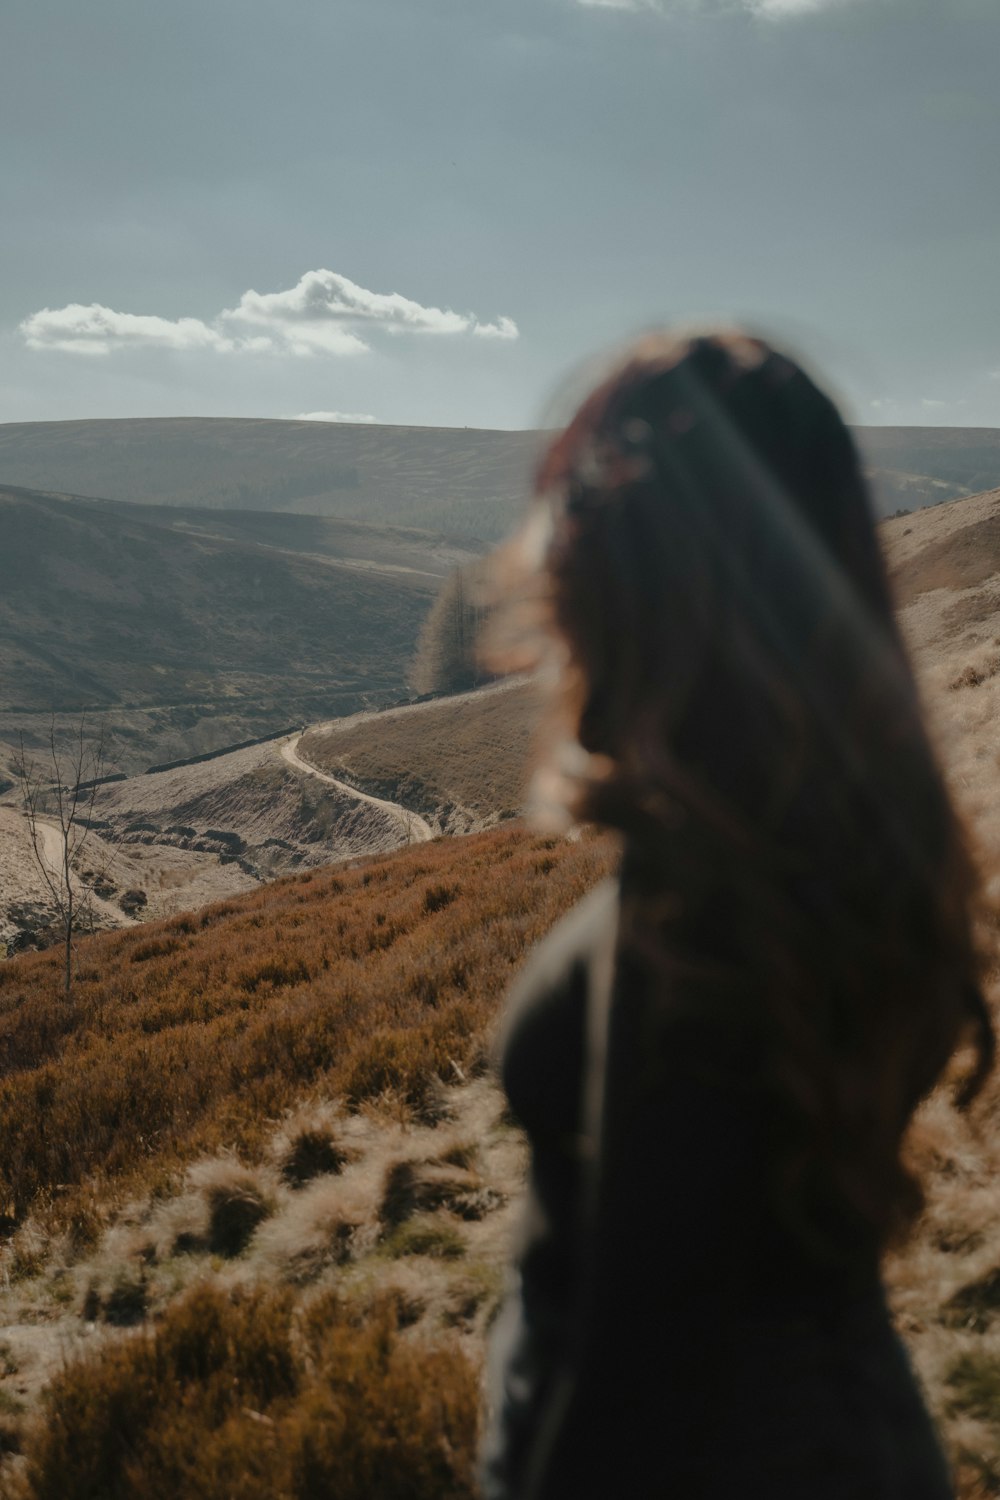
[3,0,999,431]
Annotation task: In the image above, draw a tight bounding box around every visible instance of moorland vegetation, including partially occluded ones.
[0,825,613,1497]
[5,484,1000,1494]
[1,814,1000,1495]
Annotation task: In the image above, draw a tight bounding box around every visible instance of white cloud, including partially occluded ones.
[20,303,240,357]
[293,410,377,423]
[227,270,462,336]
[222,269,517,345]
[20,269,518,358]
[472,315,519,340]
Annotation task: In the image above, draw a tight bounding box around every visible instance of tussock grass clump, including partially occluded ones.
[949,657,1000,691]
[943,1267,1000,1336]
[10,1282,479,1500]
[269,1103,351,1188]
[251,1177,371,1285]
[436,1139,480,1171]
[183,1160,278,1258]
[947,1351,1000,1422]
[380,1216,467,1261]
[81,1267,148,1327]
[380,1158,483,1229]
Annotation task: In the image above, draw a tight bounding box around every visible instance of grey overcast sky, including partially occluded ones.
[3,0,998,430]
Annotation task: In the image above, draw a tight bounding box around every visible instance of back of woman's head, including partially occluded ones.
[505,329,993,1258]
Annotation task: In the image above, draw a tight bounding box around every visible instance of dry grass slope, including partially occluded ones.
[298,680,541,833]
[0,825,612,1234]
[0,824,613,1496]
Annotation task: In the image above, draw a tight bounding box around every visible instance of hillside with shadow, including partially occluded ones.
[0,485,482,773]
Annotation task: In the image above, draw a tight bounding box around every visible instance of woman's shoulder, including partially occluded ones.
[496,877,619,1132]
[510,876,620,1017]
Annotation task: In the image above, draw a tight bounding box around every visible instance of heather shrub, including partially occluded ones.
[270,1103,350,1188]
[11,1283,479,1500]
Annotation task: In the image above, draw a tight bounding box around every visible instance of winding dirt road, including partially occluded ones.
[280,734,433,845]
[33,818,135,925]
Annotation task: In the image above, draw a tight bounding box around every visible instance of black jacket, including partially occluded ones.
[481,878,953,1500]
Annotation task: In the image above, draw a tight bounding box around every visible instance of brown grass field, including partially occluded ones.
[6,486,1000,1494]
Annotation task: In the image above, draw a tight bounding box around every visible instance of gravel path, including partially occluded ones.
[280,734,433,844]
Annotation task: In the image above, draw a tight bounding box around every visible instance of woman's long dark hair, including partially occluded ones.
[508,330,993,1259]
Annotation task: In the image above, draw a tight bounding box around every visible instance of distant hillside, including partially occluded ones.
[0,485,481,772]
[0,418,542,542]
[2,417,996,540]
[860,427,1000,515]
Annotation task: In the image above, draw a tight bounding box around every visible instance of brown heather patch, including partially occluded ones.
[4,1282,480,1500]
[0,824,613,1238]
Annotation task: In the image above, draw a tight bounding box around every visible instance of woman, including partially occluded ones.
[480,331,993,1499]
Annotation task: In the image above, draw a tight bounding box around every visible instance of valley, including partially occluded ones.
[0,483,483,774]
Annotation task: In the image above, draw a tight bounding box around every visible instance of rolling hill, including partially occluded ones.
[10,480,1000,964]
[0,419,543,542]
[2,418,999,542]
